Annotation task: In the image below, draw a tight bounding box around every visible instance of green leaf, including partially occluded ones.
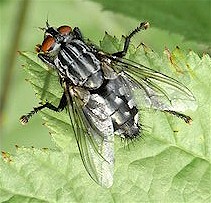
[91,0,211,45]
[1,35,210,202]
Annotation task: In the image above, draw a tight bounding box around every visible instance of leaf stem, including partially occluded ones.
[0,0,30,126]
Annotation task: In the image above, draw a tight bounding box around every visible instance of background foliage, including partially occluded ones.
[0,0,210,202]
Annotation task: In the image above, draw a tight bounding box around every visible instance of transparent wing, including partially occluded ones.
[65,85,114,188]
[112,57,197,112]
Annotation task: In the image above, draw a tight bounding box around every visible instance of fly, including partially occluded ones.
[20,21,195,187]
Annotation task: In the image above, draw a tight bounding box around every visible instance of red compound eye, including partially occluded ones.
[57,25,72,35]
[41,36,55,52]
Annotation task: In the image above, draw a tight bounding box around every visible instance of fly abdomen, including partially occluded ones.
[96,75,140,138]
[55,39,104,89]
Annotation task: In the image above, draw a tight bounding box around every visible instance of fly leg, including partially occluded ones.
[20,92,67,125]
[163,110,192,124]
[112,22,149,58]
[73,27,84,40]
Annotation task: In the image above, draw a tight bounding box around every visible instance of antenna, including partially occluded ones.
[46,13,50,28]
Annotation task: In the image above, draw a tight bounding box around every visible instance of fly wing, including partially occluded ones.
[64,84,114,188]
[112,57,197,112]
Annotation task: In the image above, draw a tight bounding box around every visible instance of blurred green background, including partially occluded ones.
[0,0,210,153]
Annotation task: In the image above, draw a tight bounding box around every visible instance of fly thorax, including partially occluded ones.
[55,39,104,89]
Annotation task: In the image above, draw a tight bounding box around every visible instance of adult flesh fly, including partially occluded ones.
[20,21,196,187]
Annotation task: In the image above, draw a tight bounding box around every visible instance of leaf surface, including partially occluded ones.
[1,35,210,202]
